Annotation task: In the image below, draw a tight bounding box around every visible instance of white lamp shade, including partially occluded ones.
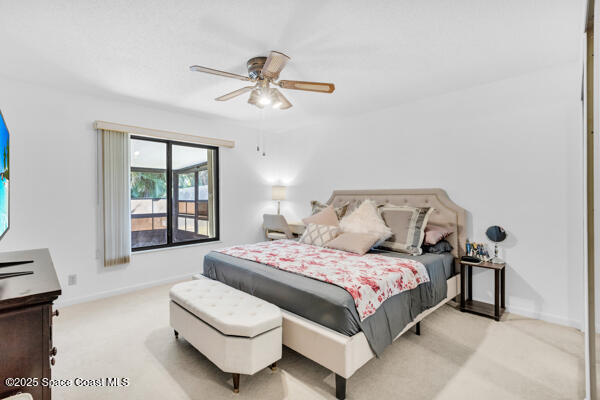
[272,185,287,201]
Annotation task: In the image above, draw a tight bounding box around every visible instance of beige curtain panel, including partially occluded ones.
[101,129,131,266]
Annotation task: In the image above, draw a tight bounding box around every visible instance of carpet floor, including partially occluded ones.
[53,282,586,399]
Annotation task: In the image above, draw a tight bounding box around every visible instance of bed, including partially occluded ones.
[203,189,466,399]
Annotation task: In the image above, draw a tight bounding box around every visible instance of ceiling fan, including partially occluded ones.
[190,51,335,110]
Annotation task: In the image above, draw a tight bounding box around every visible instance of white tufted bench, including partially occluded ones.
[169,276,282,393]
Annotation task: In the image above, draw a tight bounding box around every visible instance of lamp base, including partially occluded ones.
[490,256,505,265]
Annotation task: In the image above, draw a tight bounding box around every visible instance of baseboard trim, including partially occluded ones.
[56,273,194,307]
[505,304,582,331]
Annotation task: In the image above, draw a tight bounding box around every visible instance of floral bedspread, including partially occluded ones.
[215,240,429,321]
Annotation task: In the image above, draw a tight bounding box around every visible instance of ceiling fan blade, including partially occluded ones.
[189,65,251,81]
[215,86,255,101]
[261,51,290,80]
[278,80,335,93]
[271,88,293,110]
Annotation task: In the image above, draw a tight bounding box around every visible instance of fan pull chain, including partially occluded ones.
[256,109,262,153]
[259,109,266,156]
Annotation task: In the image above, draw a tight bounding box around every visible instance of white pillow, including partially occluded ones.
[339,199,392,243]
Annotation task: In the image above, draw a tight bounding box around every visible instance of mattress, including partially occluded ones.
[203,250,453,356]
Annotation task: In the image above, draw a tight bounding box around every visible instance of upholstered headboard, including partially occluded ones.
[326,189,467,259]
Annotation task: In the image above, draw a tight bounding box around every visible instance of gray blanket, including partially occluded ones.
[203,250,453,356]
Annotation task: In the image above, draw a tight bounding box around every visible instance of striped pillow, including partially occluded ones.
[377,205,433,255]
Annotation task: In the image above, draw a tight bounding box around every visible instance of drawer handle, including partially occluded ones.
[52,309,59,317]
[50,347,57,356]
[50,357,55,366]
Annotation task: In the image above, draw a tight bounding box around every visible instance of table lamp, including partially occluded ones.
[485,225,507,264]
[272,185,286,215]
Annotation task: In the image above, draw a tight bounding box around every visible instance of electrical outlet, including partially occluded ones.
[68,274,77,286]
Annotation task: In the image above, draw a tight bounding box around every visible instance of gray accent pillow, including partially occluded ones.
[422,239,453,254]
[377,205,433,255]
[423,240,454,254]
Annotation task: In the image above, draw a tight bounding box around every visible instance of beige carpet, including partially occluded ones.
[53,282,586,400]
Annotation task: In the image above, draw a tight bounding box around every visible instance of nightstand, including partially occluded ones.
[460,259,505,321]
[287,222,306,236]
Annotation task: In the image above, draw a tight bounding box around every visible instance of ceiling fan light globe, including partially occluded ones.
[272,101,282,109]
[259,96,271,105]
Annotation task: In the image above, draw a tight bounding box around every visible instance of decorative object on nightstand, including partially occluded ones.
[486,225,507,264]
[461,255,482,264]
[272,185,286,215]
[460,257,505,321]
[465,239,490,261]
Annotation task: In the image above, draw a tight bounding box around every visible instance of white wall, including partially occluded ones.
[264,63,585,328]
[0,61,586,329]
[0,76,268,306]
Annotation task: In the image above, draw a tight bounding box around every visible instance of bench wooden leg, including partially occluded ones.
[269,362,277,371]
[232,373,240,393]
[335,374,346,400]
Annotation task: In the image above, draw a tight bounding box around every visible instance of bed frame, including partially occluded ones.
[281,189,467,399]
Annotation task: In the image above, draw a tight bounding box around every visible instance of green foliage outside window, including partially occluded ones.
[198,170,208,186]
[178,170,208,188]
[178,173,195,188]
[131,171,166,199]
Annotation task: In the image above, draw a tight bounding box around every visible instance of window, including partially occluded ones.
[130,136,219,250]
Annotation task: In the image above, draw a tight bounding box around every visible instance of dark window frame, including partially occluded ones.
[130,135,220,252]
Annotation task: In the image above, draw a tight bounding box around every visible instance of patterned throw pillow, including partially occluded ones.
[343,199,363,215]
[378,205,433,255]
[299,223,341,247]
[310,200,349,220]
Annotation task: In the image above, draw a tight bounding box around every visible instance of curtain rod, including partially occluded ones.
[94,120,235,148]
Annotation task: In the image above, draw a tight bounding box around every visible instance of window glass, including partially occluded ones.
[172,144,217,243]
[130,137,218,250]
[130,139,167,249]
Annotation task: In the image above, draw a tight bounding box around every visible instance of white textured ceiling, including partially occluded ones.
[0,0,584,132]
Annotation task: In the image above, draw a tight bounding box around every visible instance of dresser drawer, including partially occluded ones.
[0,305,46,399]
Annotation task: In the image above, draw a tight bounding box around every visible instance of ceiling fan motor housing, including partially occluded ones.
[247,56,267,79]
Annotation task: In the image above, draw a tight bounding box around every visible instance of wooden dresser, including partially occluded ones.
[0,249,61,400]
